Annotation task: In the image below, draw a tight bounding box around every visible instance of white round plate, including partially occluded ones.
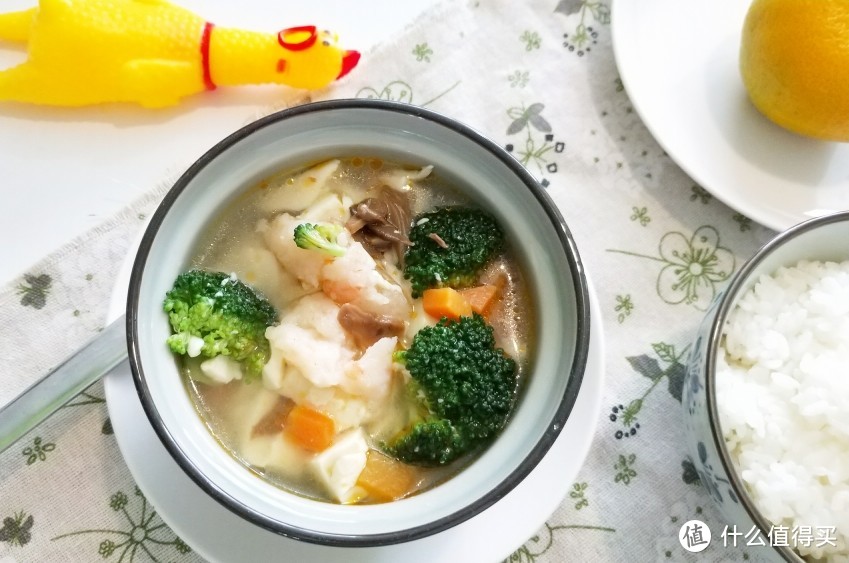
[104,249,605,562]
[611,0,849,232]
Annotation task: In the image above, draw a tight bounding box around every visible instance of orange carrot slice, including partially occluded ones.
[284,405,335,452]
[356,449,419,502]
[422,287,473,320]
[458,284,499,315]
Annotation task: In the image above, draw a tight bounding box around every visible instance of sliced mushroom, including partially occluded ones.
[338,302,405,349]
[251,396,295,438]
[346,188,413,263]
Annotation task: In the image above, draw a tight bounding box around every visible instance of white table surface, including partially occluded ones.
[0,0,437,286]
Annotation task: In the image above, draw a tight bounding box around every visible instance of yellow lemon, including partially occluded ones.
[740,0,849,142]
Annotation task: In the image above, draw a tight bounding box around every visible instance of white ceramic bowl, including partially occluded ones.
[126,99,590,546]
[684,211,849,562]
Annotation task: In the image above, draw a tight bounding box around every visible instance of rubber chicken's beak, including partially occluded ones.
[337,50,360,79]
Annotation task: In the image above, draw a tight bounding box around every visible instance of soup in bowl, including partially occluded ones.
[127,99,590,546]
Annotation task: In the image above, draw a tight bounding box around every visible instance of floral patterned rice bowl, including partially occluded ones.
[684,211,849,563]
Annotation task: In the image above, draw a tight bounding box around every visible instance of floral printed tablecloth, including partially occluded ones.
[0,0,781,561]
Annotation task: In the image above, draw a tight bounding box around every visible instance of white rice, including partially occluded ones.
[717,259,849,562]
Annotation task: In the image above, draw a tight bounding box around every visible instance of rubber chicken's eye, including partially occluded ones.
[277,25,317,51]
[322,40,330,46]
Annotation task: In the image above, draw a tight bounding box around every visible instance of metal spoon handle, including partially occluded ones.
[0,316,127,454]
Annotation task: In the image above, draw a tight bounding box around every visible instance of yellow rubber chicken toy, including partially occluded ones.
[0,0,360,107]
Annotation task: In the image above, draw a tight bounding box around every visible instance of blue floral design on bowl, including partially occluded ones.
[682,211,849,562]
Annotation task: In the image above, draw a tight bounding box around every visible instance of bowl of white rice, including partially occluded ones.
[684,211,849,562]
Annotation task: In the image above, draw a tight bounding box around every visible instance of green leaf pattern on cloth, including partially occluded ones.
[0,0,782,561]
[356,79,414,103]
[355,79,461,107]
[0,512,33,547]
[520,30,542,51]
[508,70,530,89]
[607,341,691,440]
[52,487,191,561]
[630,206,651,226]
[608,226,736,311]
[22,437,55,465]
[569,482,589,510]
[614,454,637,485]
[17,274,51,310]
[504,103,565,186]
[412,43,434,62]
[506,481,615,561]
[557,1,609,56]
[734,213,754,232]
[690,185,713,204]
[613,294,633,324]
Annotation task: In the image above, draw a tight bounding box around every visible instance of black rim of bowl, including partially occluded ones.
[126,98,591,547]
[704,210,849,563]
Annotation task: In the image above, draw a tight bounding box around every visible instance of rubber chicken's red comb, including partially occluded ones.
[277,26,317,51]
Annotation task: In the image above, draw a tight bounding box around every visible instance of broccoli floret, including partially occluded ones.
[293,222,347,257]
[403,206,504,297]
[385,314,517,465]
[163,270,278,381]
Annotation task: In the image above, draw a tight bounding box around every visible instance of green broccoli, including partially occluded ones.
[386,314,517,466]
[293,222,347,257]
[163,270,278,381]
[403,206,504,297]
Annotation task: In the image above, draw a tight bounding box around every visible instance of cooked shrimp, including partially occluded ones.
[320,241,408,320]
[342,336,397,401]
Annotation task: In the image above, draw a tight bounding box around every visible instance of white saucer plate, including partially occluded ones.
[104,247,605,563]
[612,0,849,232]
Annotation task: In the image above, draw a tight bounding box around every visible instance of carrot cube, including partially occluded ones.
[458,284,499,315]
[284,405,336,452]
[422,287,473,320]
[356,450,419,502]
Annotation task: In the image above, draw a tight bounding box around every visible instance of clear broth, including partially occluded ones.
[179,156,536,503]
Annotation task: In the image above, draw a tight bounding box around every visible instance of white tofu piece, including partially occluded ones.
[310,428,369,503]
[405,298,438,341]
[298,192,352,223]
[379,165,433,192]
[199,355,244,384]
[242,433,309,480]
[228,386,309,479]
[261,344,286,391]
